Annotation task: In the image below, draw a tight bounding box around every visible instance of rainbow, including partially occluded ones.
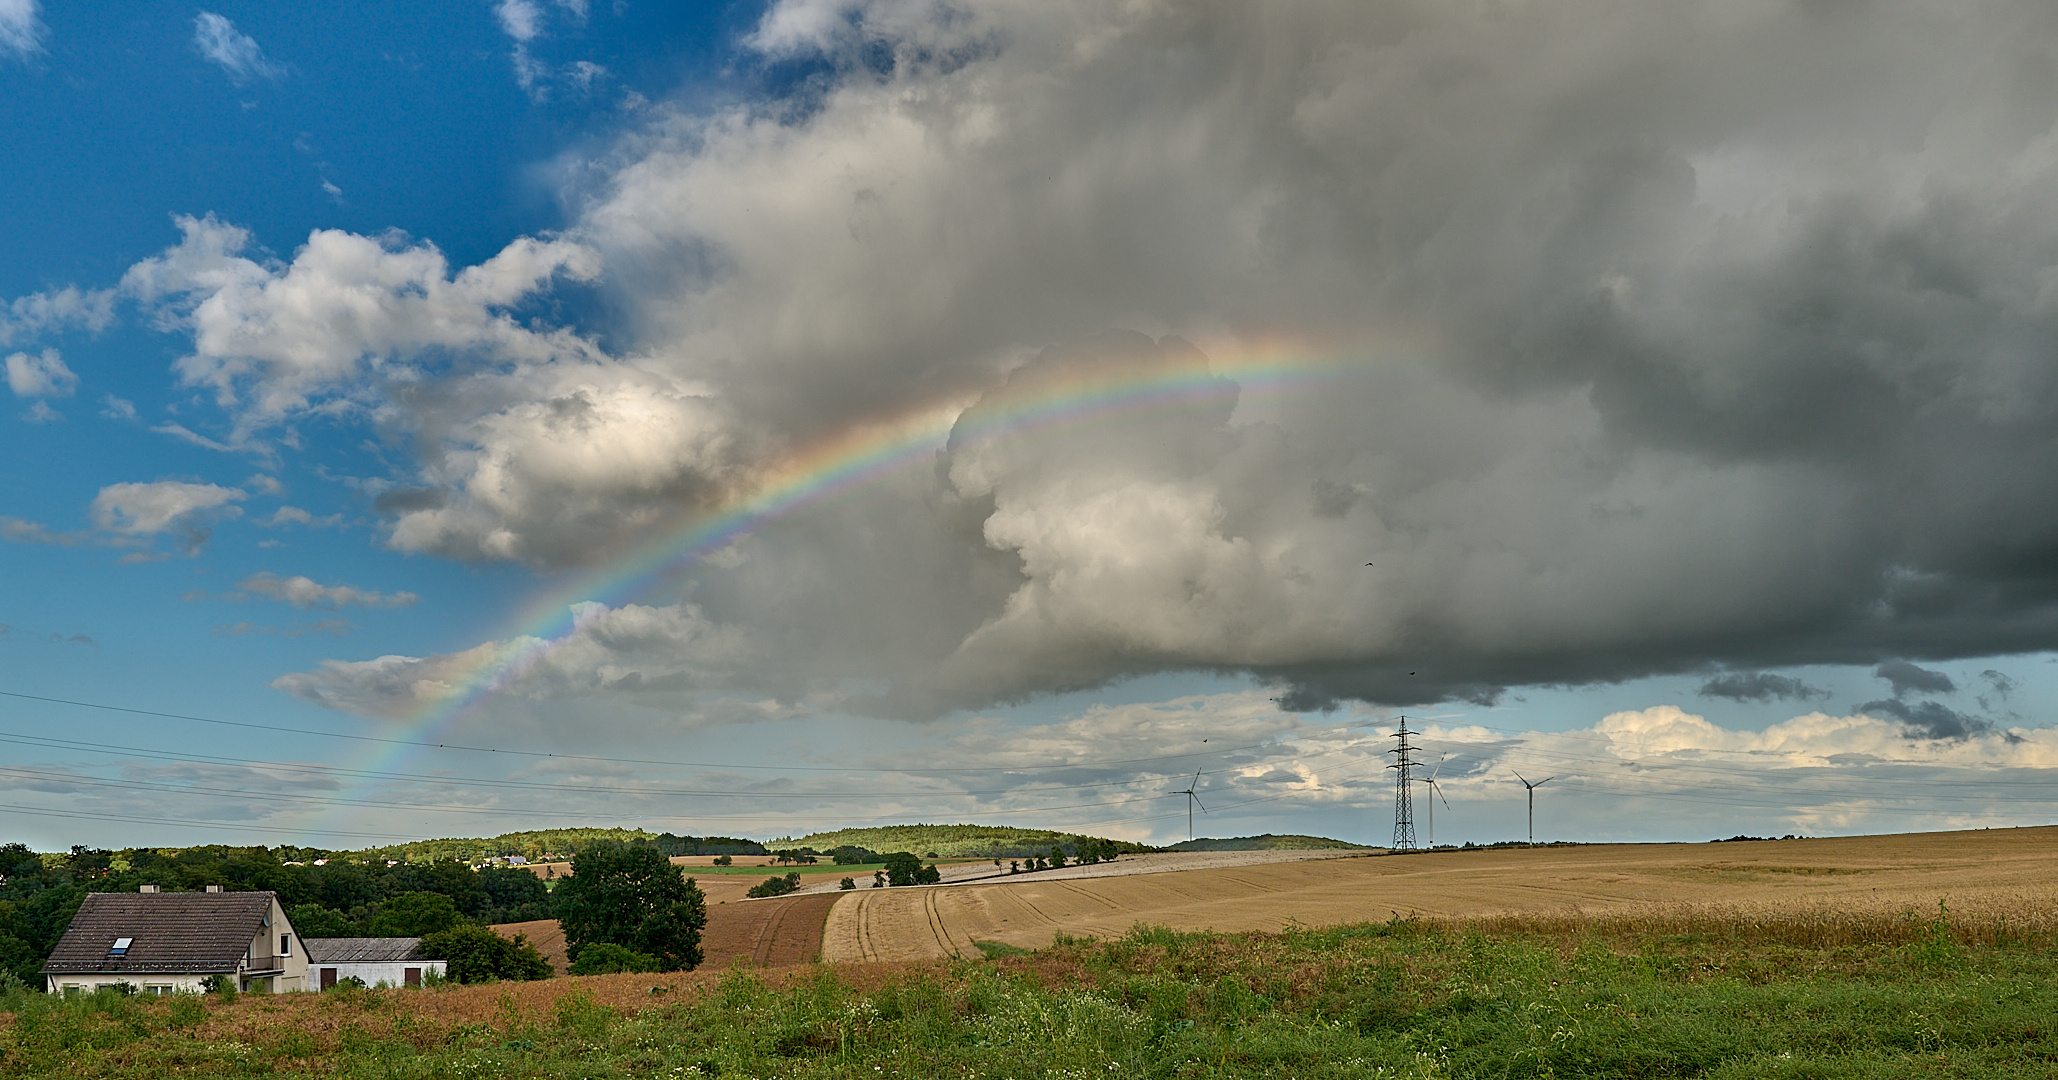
[376,335,1379,765]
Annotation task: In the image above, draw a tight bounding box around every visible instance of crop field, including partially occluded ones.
[824,826,2058,962]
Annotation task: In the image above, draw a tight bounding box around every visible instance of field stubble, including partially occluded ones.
[824,826,2058,961]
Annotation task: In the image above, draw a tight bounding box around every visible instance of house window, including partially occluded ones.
[109,937,132,956]
[280,934,291,956]
[144,984,174,996]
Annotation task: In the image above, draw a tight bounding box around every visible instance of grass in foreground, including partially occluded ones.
[6,904,2058,1077]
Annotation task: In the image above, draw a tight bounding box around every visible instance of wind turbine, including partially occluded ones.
[1512,771,1553,845]
[1420,755,1452,849]
[1173,769,1208,841]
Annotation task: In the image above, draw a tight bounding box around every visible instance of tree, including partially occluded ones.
[553,843,706,971]
[369,891,463,936]
[712,854,732,866]
[1048,846,1067,870]
[287,903,357,938]
[883,851,924,886]
[477,865,550,922]
[839,877,855,890]
[419,925,553,982]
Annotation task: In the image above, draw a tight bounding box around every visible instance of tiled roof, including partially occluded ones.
[303,937,425,963]
[42,891,274,974]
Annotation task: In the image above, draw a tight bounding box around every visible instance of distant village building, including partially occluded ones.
[41,886,308,995]
[303,937,444,988]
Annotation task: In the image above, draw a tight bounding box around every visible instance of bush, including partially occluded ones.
[839,877,856,890]
[568,942,661,975]
[830,846,878,865]
[712,854,732,866]
[419,925,553,983]
[746,873,802,899]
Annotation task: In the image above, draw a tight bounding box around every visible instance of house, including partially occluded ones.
[41,885,309,995]
[303,937,445,988]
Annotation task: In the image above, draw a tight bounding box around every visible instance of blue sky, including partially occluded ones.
[5,1,2058,853]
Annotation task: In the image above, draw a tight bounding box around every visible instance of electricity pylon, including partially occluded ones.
[1173,769,1207,841]
[1512,771,1554,845]
[1388,718,1422,850]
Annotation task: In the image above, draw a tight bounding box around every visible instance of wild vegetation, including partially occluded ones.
[782,824,1152,860]
[4,906,2057,1076]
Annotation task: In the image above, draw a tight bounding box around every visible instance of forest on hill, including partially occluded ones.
[1163,834,1372,852]
[780,824,1155,860]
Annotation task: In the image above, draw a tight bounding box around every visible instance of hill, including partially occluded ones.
[1163,834,1371,852]
[354,828,765,864]
[778,823,1153,859]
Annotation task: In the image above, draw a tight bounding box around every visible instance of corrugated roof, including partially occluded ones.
[303,937,425,963]
[43,891,276,974]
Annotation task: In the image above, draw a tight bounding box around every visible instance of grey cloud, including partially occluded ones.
[237,572,418,610]
[1875,660,1957,699]
[49,1,2058,721]
[1697,672,1831,705]
[1978,669,2019,712]
[1856,698,1992,741]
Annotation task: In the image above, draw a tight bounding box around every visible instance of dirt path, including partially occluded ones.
[822,826,2058,962]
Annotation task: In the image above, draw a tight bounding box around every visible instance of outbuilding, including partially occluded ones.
[303,937,444,988]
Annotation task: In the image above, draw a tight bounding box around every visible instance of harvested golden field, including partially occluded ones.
[823,826,2058,961]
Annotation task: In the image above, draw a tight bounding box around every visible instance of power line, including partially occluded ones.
[0,689,1279,774]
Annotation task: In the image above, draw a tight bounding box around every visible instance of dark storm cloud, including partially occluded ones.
[1697,672,1832,705]
[1856,698,1993,741]
[226,1,2058,719]
[1875,660,1957,699]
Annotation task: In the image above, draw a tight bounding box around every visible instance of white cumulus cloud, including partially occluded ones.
[88,480,245,554]
[5,348,75,397]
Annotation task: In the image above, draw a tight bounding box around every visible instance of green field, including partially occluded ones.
[8,907,2058,1077]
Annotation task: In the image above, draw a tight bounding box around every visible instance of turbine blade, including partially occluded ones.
[1512,771,1528,786]
[1538,776,1555,786]
[1432,781,1449,808]
[1193,795,1208,813]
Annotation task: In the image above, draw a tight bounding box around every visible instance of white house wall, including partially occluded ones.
[46,973,214,996]
[312,959,447,988]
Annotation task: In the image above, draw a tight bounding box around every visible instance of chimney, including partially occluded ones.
[204,885,223,893]
[139,884,159,893]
